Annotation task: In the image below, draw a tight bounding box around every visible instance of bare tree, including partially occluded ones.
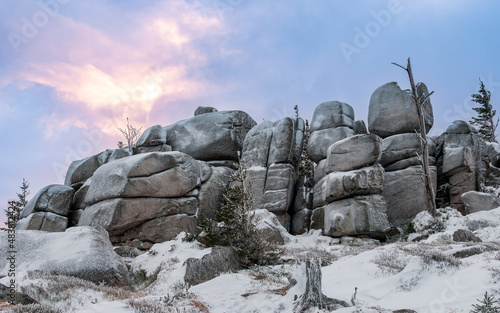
[117,117,143,152]
[392,58,437,217]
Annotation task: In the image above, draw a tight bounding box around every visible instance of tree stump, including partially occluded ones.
[293,259,350,312]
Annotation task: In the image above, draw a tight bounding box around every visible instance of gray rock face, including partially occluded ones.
[114,246,144,258]
[353,120,368,134]
[307,127,355,163]
[197,166,234,222]
[452,229,482,243]
[325,134,381,173]
[309,101,355,133]
[65,149,131,187]
[461,191,500,214]
[241,117,304,228]
[313,165,385,209]
[135,125,167,147]
[194,106,218,116]
[242,118,304,168]
[291,209,312,235]
[184,246,242,286]
[114,214,197,245]
[0,227,129,286]
[0,283,38,305]
[380,133,436,170]
[83,152,209,205]
[16,212,68,232]
[79,197,198,236]
[21,184,74,218]
[310,195,390,239]
[368,82,433,138]
[164,110,256,161]
[435,121,482,213]
[382,165,437,223]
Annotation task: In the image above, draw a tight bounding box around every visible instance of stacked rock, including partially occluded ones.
[241,117,304,230]
[309,133,390,238]
[17,185,74,232]
[369,82,437,224]
[434,120,482,213]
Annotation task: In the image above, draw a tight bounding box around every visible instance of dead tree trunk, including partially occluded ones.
[293,259,350,312]
[392,58,437,217]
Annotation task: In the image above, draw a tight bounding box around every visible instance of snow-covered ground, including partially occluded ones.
[3,207,500,313]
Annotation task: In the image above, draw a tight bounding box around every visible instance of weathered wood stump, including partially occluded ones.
[293,259,350,312]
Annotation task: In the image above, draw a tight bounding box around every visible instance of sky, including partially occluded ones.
[1,0,500,225]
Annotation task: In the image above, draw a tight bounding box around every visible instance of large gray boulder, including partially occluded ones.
[64,149,131,187]
[194,106,218,116]
[113,214,197,246]
[78,197,198,235]
[0,227,129,286]
[20,184,74,218]
[163,110,256,161]
[184,246,242,286]
[307,127,355,163]
[16,212,68,232]
[368,82,433,138]
[382,165,437,223]
[291,209,312,235]
[83,152,210,205]
[461,191,500,214]
[325,134,381,173]
[242,117,304,168]
[310,195,390,239]
[135,125,167,147]
[313,164,384,209]
[309,101,355,133]
[380,133,436,170]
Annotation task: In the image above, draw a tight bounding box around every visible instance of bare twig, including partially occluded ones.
[117,117,143,153]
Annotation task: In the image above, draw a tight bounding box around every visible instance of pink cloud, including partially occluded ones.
[7,0,230,137]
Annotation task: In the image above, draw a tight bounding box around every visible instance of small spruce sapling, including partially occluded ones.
[2,178,30,231]
[471,292,500,313]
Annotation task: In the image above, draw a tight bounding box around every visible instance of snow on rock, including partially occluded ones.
[0,227,128,287]
[466,208,500,231]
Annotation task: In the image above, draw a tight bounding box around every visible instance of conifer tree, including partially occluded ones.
[471,292,500,313]
[2,178,30,230]
[298,119,314,183]
[470,79,499,143]
[199,153,281,267]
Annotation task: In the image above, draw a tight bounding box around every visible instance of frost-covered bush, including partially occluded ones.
[372,248,411,275]
[411,207,463,236]
[127,298,203,313]
[6,303,63,313]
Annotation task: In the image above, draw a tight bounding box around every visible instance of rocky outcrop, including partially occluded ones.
[194,106,218,116]
[368,82,433,138]
[78,152,214,247]
[311,195,390,239]
[65,149,131,188]
[134,125,172,154]
[383,165,437,223]
[17,184,74,232]
[241,117,304,229]
[435,120,482,213]
[309,131,390,238]
[162,110,256,161]
[0,227,129,286]
[313,164,385,209]
[307,101,356,163]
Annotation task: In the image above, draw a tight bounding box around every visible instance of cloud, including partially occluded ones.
[4,0,227,137]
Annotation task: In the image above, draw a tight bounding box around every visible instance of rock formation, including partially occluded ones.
[241,117,304,229]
